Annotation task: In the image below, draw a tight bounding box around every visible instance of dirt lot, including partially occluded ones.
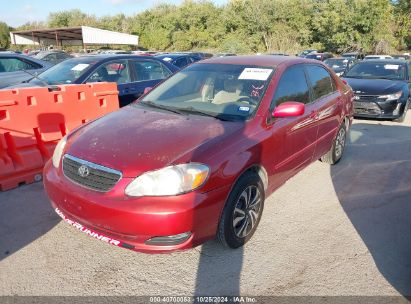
[1,115,410,299]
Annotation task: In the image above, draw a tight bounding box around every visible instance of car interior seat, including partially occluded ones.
[213,79,245,104]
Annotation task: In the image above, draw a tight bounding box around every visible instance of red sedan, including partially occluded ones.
[44,56,354,253]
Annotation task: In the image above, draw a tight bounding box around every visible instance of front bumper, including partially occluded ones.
[353,96,406,119]
[43,161,231,253]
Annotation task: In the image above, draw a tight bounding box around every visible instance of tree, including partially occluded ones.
[0,22,11,49]
[47,9,98,28]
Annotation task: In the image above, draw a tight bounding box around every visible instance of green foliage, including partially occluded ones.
[9,0,411,53]
[0,22,11,49]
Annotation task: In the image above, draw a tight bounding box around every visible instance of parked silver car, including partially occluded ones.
[0,54,52,88]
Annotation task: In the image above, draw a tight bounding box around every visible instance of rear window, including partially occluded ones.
[306,65,335,100]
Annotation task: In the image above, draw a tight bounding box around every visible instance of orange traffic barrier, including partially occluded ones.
[0,83,119,191]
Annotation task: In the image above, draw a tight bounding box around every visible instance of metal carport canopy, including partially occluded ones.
[10,26,139,46]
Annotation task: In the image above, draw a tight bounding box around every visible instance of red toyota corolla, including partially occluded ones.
[44,56,353,253]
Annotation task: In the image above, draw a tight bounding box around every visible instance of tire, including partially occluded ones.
[321,122,347,165]
[217,171,265,249]
[393,101,408,123]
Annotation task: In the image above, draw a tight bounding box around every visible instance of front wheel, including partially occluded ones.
[217,172,265,249]
[393,101,409,123]
[321,122,347,165]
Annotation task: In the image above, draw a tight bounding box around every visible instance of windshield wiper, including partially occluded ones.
[21,69,61,87]
[178,106,232,121]
[139,100,185,115]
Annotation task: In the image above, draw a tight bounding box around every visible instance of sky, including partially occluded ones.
[0,0,228,28]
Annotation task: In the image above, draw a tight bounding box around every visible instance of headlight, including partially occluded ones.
[125,163,209,197]
[379,91,402,101]
[52,135,67,168]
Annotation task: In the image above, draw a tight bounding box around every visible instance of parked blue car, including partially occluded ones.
[7,55,179,107]
[155,53,202,69]
[0,54,52,88]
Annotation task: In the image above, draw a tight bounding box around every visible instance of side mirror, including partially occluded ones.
[144,87,153,94]
[272,101,305,118]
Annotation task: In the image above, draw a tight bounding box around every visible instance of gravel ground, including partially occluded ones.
[0,114,410,300]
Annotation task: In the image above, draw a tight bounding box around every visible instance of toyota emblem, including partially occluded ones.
[78,165,90,178]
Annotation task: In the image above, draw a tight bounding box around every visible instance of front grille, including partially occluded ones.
[62,154,122,192]
[353,100,382,115]
[354,95,377,102]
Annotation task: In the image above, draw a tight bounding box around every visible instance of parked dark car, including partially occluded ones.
[0,54,52,88]
[183,52,213,59]
[44,56,353,253]
[214,53,237,57]
[306,53,333,61]
[34,51,73,65]
[324,57,357,76]
[342,52,365,60]
[267,53,289,56]
[155,53,202,69]
[391,54,410,61]
[6,55,178,107]
[342,59,410,122]
[298,49,318,57]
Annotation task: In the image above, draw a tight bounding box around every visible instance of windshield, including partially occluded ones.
[139,63,274,121]
[32,57,99,85]
[345,62,406,80]
[324,59,349,69]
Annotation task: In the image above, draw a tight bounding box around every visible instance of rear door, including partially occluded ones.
[269,64,319,180]
[305,64,342,160]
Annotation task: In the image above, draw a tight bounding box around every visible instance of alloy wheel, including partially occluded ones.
[232,185,262,238]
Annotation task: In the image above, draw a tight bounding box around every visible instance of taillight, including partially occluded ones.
[342,79,348,85]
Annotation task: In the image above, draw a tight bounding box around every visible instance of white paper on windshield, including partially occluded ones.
[162,57,172,62]
[238,68,273,81]
[71,64,90,71]
[384,64,399,70]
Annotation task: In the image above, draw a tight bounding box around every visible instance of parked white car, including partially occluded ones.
[364,55,393,60]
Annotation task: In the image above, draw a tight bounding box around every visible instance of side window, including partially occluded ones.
[0,58,38,72]
[132,60,172,81]
[87,60,130,84]
[306,65,336,100]
[271,65,310,108]
[175,57,188,68]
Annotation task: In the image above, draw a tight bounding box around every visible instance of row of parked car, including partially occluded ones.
[0,48,410,122]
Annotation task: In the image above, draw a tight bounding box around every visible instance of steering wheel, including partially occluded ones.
[237,96,258,105]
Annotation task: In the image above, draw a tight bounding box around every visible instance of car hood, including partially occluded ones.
[66,104,244,177]
[342,77,405,95]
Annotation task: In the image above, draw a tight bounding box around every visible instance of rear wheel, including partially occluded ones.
[217,171,265,249]
[321,122,347,165]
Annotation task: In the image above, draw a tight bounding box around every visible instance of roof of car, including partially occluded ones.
[155,53,197,59]
[357,59,407,64]
[199,55,307,67]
